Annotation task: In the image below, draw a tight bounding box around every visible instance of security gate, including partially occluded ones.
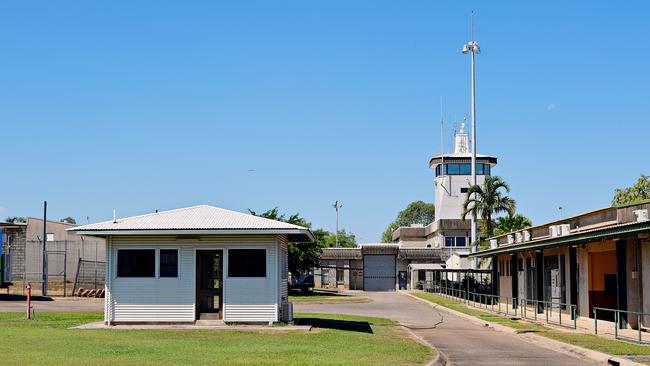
[363,255,396,291]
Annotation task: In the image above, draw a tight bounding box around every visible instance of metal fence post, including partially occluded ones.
[594,308,598,335]
[546,302,549,323]
[573,307,576,329]
[63,240,67,297]
[639,313,642,344]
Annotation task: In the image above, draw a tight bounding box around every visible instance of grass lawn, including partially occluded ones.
[412,292,546,331]
[289,291,369,304]
[412,292,650,358]
[0,312,430,366]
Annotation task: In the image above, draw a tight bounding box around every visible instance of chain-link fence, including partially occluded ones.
[5,239,105,296]
[72,259,105,296]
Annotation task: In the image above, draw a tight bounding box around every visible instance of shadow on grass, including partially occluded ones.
[295,318,373,334]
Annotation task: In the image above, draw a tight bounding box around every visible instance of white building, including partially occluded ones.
[392,123,497,268]
[69,205,314,324]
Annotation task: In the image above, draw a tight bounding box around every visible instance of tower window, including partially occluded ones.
[435,163,492,177]
[447,164,460,175]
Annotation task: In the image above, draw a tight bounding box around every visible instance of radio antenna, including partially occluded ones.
[440,96,445,177]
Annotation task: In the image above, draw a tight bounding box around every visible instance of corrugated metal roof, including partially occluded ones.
[69,205,308,231]
[398,248,443,260]
[321,248,363,260]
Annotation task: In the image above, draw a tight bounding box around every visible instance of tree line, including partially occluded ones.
[382,173,650,246]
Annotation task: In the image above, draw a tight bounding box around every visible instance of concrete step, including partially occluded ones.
[199,313,220,320]
[195,319,226,326]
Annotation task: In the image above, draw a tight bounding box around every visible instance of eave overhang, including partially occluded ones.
[69,228,315,243]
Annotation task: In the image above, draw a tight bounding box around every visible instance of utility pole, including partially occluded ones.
[462,11,481,265]
[42,201,48,296]
[332,201,342,247]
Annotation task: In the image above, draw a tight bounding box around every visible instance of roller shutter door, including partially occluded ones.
[363,255,396,291]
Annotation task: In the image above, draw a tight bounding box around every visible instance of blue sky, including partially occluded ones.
[1,1,648,242]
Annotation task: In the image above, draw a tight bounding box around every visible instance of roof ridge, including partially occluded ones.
[191,205,306,229]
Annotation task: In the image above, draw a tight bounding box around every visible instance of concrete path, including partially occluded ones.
[0,297,104,312]
[295,291,595,365]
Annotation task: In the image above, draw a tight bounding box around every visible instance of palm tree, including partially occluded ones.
[493,213,532,236]
[461,176,515,239]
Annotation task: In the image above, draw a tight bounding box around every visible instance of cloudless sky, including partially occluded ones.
[1,1,648,242]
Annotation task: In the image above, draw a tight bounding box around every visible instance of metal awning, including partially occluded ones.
[408,263,444,271]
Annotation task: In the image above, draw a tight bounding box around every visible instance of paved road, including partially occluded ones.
[295,292,595,366]
[0,297,104,312]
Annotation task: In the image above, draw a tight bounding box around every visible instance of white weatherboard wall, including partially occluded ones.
[223,243,278,322]
[105,236,280,323]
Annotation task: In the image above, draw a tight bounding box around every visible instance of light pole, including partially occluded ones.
[332,201,342,247]
[462,23,481,263]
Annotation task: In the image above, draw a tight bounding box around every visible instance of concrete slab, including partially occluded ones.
[71,321,312,332]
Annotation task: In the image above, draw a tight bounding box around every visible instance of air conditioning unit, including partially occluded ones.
[507,234,514,244]
[523,230,531,242]
[515,232,523,243]
[634,209,649,222]
[549,225,560,237]
[490,239,498,249]
[560,224,571,236]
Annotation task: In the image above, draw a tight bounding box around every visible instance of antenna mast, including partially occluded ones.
[440,97,444,178]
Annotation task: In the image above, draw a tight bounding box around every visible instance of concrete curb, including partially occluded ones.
[405,292,646,366]
[401,325,445,366]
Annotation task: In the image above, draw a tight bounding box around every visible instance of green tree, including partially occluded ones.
[60,216,76,224]
[247,207,310,227]
[462,176,515,239]
[322,229,357,248]
[5,217,26,223]
[612,174,650,206]
[493,213,532,236]
[248,208,356,274]
[382,201,435,242]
